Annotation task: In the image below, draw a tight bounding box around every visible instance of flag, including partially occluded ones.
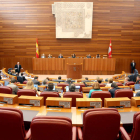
[108,39,112,58]
[36,38,39,58]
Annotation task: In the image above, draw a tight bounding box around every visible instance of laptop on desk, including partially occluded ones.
[134,84,140,92]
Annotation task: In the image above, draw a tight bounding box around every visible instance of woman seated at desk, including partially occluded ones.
[96,54,100,58]
[88,82,102,98]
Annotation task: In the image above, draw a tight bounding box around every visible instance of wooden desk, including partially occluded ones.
[76,98,102,109]
[0,93,18,105]
[32,58,116,75]
[46,97,72,109]
[104,97,131,108]
[18,96,44,107]
[131,97,140,107]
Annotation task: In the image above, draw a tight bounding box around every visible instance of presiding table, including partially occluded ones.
[32,58,116,75]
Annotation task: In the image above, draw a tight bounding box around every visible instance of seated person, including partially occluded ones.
[58,53,63,58]
[96,54,100,58]
[42,79,48,86]
[66,78,72,86]
[0,76,3,86]
[21,73,26,81]
[106,78,113,87]
[53,76,65,83]
[72,54,76,58]
[88,82,102,98]
[24,81,39,96]
[41,53,46,58]
[135,91,140,97]
[11,70,17,76]
[46,77,50,81]
[82,77,90,82]
[123,77,130,85]
[7,78,19,95]
[44,83,58,92]
[32,76,41,85]
[128,69,139,82]
[86,54,91,58]
[8,69,12,75]
[97,79,102,84]
[136,75,140,84]
[48,54,52,58]
[109,83,121,98]
[69,84,75,92]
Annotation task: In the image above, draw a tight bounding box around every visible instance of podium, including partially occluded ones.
[67,64,82,79]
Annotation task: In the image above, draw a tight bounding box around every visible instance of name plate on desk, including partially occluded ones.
[76,98,102,109]
[59,101,70,108]
[30,100,40,107]
[18,96,43,107]
[46,97,72,109]
[0,93,18,105]
[104,97,131,108]
[90,102,101,108]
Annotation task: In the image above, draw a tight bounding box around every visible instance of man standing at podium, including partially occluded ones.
[14,62,23,74]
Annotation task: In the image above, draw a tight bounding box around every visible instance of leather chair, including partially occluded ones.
[31,116,76,140]
[125,81,135,86]
[57,83,69,92]
[40,91,59,105]
[99,83,106,87]
[23,81,27,84]
[91,91,111,107]
[0,107,31,140]
[116,83,123,86]
[75,83,85,92]
[115,89,133,99]
[63,92,83,107]
[17,89,36,97]
[120,112,140,140]
[0,86,12,94]
[77,108,126,140]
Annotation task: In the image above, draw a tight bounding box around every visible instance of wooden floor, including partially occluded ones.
[37,74,114,81]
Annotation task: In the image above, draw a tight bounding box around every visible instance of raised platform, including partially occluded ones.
[32,58,116,75]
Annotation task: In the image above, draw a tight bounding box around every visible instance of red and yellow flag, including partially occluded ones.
[36,38,39,58]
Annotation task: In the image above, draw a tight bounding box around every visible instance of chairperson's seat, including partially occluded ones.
[0,107,31,140]
[77,108,127,140]
[40,91,59,105]
[0,86,12,94]
[99,83,106,87]
[31,116,76,140]
[91,91,111,107]
[115,89,133,99]
[17,89,36,97]
[63,92,83,107]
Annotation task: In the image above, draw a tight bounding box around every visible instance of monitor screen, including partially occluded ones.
[66,86,69,92]
[34,84,38,90]
[135,84,140,90]
[5,81,9,86]
[53,86,55,90]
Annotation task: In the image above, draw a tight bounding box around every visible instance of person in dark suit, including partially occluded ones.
[136,75,140,84]
[58,53,63,58]
[32,76,41,85]
[87,54,91,58]
[96,54,100,58]
[109,83,121,98]
[131,60,136,73]
[72,54,76,58]
[82,77,90,82]
[53,76,65,83]
[14,62,23,74]
[69,84,76,92]
[48,54,52,58]
[21,73,26,82]
[44,83,58,92]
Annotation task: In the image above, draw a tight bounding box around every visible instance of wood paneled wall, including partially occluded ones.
[0,0,140,58]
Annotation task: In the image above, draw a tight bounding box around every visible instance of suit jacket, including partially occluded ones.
[32,79,41,85]
[58,55,63,58]
[7,83,19,95]
[131,62,136,69]
[14,64,22,73]
[72,54,76,58]
[82,80,91,82]
[136,80,140,84]
[48,56,52,58]
[109,87,121,98]
[17,76,24,84]
[87,56,91,58]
